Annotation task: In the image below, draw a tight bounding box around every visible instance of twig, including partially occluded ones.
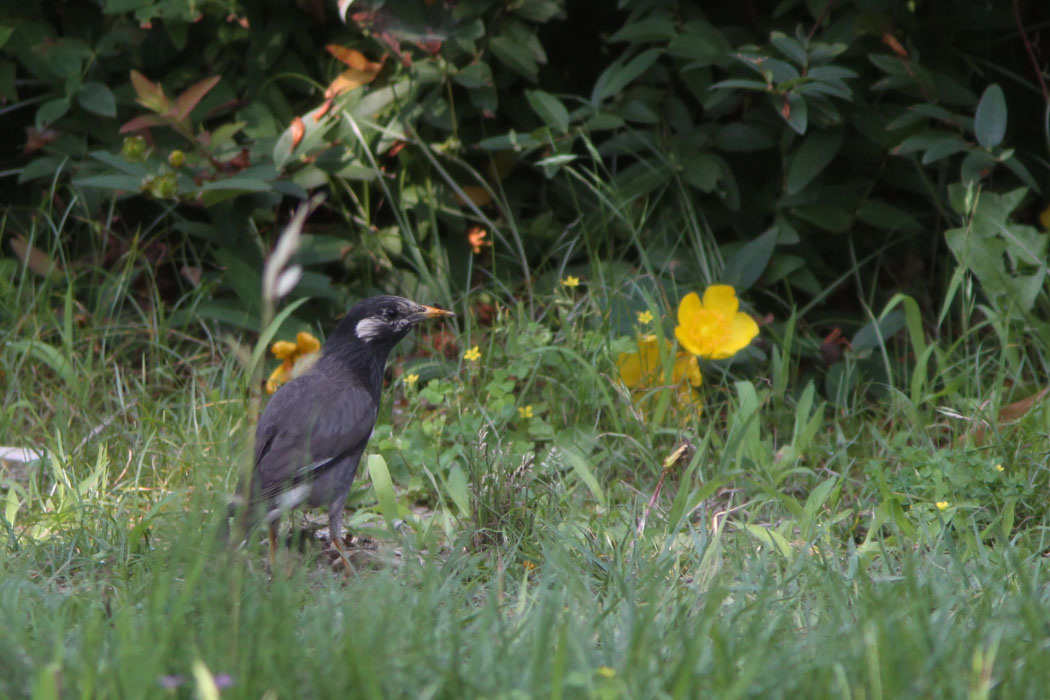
[1010,0,1048,102]
[806,0,837,43]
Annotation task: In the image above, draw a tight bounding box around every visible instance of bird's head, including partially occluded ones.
[345,295,455,346]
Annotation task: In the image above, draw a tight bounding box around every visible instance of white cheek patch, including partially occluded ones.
[355,317,387,341]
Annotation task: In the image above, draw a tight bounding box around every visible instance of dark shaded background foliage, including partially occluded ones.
[2,0,1048,343]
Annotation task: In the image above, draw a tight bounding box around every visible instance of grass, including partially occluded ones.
[4,198,1050,700]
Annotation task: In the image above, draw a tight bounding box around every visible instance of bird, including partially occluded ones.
[232,295,454,569]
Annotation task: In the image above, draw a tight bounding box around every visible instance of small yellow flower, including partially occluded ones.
[675,285,759,359]
[936,501,949,511]
[266,331,321,393]
[404,373,419,386]
[637,310,654,324]
[518,405,534,419]
[523,560,537,571]
[562,275,580,288]
[596,667,617,679]
[995,464,1004,472]
[463,346,481,362]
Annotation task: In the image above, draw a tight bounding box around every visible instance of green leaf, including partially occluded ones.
[512,0,561,22]
[894,130,951,155]
[7,340,76,386]
[560,446,605,507]
[77,82,117,117]
[742,524,793,558]
[920,135,969,164]
[852,310,906,352]
[960,151,996,186]
[610,16,676,42]
[710,78,770,91]
[491,32,540,82]
[807,65,858,80]
[614,161,671,200]
[454,62,493,89]
[194,177,272,193]
[367,455,400,529]
[73,174,143,191]
[592,48,662,104]
[18,156,67,184]
[36,98,70,128]
[680,152,722,192]
[715,123,775,152]
[171,75,221,121]
[777,93,807,134]
[1002,152,1040,193]
[721,227,778,290]
[525,89,569,133]
[785,130,844,195]
[791,203,851,232]
[856,199,922,234]
[667,20,729,64]
[446,463,471,517]
[770,31,807,66]
[974,83,1007,148]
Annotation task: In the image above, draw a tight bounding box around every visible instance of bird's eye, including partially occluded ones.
[383,307,398,321]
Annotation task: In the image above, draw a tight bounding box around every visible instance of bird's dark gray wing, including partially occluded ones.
[250,370,377,506]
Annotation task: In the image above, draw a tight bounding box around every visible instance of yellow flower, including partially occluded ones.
[617,334,702,412]
[674,285,759,359]
[995,464,1004,472]
[266,331,321,393]
[463,346,481,362]
[562,275,580,288]
[596,667,617,679]
[518,405,534,419]
[936,501,949,511]
[403,373,419,386]
[637,310,654,324]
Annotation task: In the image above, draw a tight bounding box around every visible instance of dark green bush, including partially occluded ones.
[3,0,1047,374]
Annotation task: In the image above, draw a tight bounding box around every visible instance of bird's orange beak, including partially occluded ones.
[412,305,455,322]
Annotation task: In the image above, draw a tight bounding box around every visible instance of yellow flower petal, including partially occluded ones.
[702,284,740,316]
[617,335,662,387]
[617,351,643,387]
[296,331,320,354]
[271,340,299,360]
[266,364,290,393]
[676,292,702,327]
[673,353,702,387]
[705,312,759,360]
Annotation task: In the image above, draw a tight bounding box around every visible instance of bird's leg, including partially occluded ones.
[268,521,279,571]
[329,508,355,575]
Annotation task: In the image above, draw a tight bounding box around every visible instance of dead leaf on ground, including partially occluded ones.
[456,184,492,208]
[9,236,59,277]
[972,386,1049,444]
